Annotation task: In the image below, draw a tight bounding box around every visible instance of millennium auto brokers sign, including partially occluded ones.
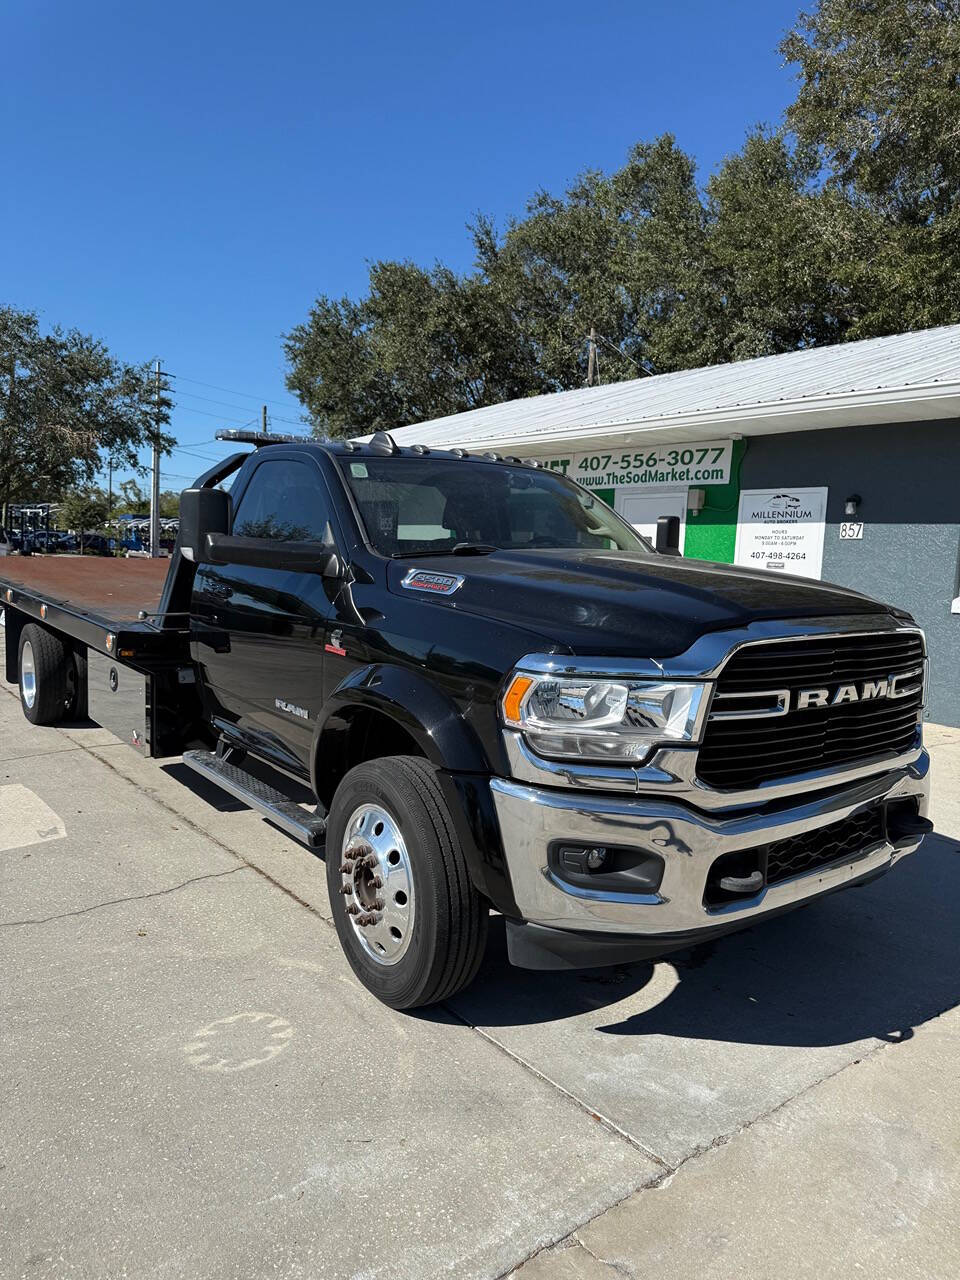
[734,487,828,581]
[537,439,733,490]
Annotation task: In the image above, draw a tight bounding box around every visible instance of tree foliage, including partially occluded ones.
[782,0,960,222]
[111,478,179,519]
[285,0,960,435]
[57,487,110,536]
[0,306,174,508]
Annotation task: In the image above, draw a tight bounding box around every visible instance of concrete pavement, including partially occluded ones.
[1,628,958,1279]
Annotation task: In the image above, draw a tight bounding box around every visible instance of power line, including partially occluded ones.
[174,389,285,415]
[171,404,260,425]
[171,373,302,412]
[592,332,654,375]
[169,446,222,462]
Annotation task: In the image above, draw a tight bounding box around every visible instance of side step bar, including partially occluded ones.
[182,749,327,848]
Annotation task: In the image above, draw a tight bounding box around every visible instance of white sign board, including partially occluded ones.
[735,487,828,580]
[537,439,733,492]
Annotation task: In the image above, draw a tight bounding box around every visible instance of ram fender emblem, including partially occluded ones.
[275,698,309,721]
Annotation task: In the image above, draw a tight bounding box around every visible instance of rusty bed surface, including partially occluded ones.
[0,557,171,622]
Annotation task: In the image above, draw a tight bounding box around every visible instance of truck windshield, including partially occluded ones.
[339,457,651,557]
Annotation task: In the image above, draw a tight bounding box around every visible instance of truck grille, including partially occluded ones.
[703,805,886,907]
[697,631,924,790]
[765,805,885,885]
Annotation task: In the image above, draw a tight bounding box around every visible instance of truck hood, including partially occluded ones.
[387,549,895,659]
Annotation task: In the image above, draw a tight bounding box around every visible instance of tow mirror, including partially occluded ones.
[203,533,341,577]
[655,515,681,556]
[179,488,232,563]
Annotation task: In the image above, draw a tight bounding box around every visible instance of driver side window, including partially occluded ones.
[233,459,330,543]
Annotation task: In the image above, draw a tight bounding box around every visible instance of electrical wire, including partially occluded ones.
[171,373,302,413]
[173,389,280,415]
[171,405,261,425]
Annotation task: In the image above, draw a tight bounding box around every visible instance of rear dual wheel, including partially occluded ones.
[326,755,488,1010]
[18,624,83,725]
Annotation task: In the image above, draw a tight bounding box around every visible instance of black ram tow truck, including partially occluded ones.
[1,429,933,1008]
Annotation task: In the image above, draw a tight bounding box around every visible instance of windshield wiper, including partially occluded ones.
[392,543,499,558]
[450,542,498,555]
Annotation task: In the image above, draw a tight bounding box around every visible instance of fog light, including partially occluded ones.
[550,841,664,894]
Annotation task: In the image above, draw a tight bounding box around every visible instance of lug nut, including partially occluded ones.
[373,898,385,911]
[346,904,360,916]
[372,876,383,889]
[340,885,353,896]
[340,861,354,875]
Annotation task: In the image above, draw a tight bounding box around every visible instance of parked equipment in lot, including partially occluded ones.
[0,430,933,1007]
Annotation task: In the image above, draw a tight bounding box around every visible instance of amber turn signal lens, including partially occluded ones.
[503,675,534,723]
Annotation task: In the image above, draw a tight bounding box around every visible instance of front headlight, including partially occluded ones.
[501,669,709,762]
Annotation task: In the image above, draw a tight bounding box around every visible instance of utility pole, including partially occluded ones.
[586,327,597,387]
[261,404,268,436]
[150,360,162,558]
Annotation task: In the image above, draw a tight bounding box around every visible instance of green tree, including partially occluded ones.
[284,261,544,436]
[782,0,960,223]
[159,490,180,519]
[698,129,882,362]
[781,0,960,334]
[477,135,708,383]
[116,478,148,515]
[58,487,111,554]
[285,0,960,431]
[0,306,175,515]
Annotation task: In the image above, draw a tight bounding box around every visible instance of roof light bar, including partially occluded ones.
[215,429,310,446]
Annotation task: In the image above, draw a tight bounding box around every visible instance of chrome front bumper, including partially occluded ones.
[490,752,930,939]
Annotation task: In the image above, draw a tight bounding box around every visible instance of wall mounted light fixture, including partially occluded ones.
[844,494,862,517]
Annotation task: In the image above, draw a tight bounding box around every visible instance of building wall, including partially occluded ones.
[682,440,745,563]
[740,420,960,727]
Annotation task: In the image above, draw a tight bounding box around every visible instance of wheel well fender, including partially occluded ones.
[311,664,490,805]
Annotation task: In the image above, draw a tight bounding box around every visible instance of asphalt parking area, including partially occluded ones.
[2,629,958,1279]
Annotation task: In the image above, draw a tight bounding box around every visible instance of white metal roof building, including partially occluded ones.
[384,325,960,725]
[387,324,960,454]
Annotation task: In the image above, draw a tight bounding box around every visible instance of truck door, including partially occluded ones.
[192,454,339,775]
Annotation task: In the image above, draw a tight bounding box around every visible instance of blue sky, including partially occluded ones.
[3,0,801,489]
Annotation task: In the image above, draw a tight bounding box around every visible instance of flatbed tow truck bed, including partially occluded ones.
[0,556,170,622]
[1,557,198,756]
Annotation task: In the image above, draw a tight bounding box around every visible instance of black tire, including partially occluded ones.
[325,755,489,1010]
[18,624,72,726]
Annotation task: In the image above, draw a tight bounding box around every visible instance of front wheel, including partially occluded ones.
[325,756,488,1010]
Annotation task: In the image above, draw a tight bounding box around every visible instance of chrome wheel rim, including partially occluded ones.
[340,803,415,966]
[21,641,37,710]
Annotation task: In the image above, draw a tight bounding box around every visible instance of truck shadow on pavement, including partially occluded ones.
[458,833,960,1049]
